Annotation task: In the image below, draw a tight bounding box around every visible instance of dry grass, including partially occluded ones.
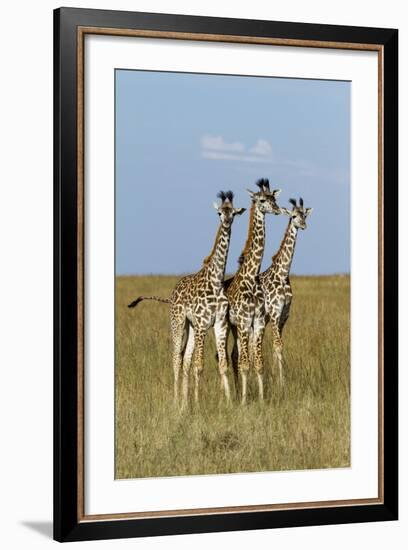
[115,274,350,479]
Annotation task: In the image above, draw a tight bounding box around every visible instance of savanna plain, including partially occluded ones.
[115,274,350,479]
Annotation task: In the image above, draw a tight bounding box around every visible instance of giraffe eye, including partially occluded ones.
[259,198,266,203]
[217,212,221,216]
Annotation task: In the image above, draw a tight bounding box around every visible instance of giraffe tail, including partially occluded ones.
[127,296,170,308]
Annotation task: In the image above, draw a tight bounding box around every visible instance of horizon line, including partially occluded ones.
[115,272,351,278]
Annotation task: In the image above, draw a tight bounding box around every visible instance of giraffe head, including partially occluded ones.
[247,178,282,215]
[213,190,246,228]
[281,197,313,230]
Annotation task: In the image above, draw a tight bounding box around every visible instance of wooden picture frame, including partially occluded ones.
[54,7,398,542]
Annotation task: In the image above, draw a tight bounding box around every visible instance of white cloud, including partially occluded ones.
[250,139,273,156]
[202,150,275,163]
[200,137,324,181]
[201,135,245,153]
[201,135,273,163]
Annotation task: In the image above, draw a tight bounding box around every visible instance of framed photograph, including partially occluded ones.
[54,7,398,542]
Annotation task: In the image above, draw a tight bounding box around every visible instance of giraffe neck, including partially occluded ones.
[238,204,265,281]
[203,223,232,286]
[272,220,298,279]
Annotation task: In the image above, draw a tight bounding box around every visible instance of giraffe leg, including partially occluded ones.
[253,316,266,401]
[279,290,292,335]
[237,326,250,405]
[193,328,206,405]
[181,322,194,409]
[248,326,255,368]
[214,318,230,403]
[230,325,239,399]
[170,309,186,406]
[270,321,284,386]
[277,347,284,386]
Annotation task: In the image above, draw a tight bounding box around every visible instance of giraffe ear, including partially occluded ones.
[213,201,220,210]
[246,189,255,198]
[272,188,282,198]
[305,207,313,216]
[234,207,246,216]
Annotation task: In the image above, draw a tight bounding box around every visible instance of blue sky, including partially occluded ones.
[115,69,350,276]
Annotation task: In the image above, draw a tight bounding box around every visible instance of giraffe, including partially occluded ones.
[128,191,246,408]
[225,179,282,404]
[259,197,312,385]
